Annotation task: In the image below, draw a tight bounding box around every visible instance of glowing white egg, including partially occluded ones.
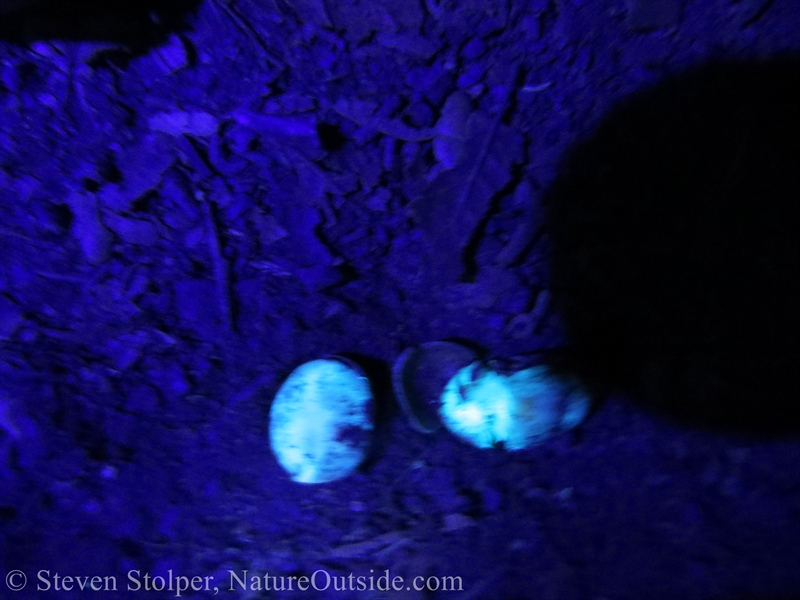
[269,358,374,484]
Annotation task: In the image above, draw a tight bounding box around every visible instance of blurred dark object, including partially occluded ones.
[0,0,200,50]
[625,0,684,31]
[0,0,41,14]
[546,58,800,435]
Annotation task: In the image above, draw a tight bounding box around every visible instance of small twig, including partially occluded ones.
[198,191,236,335]
[0,226,58,249]
[331,99,437,142]
[34,271,88,283]
[228,370,274,406]
[209,0,289,71]
[179,135,238,337]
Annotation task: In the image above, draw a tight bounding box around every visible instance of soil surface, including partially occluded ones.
[1,1,799,599]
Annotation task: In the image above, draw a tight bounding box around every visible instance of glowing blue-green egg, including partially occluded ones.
[269,358,374,484]
[439,362,590,450]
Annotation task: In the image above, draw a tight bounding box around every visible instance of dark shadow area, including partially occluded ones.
[545,58,800,435]
[336,353,395,474]
[0,0,201,52]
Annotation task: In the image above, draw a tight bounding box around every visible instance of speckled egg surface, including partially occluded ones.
[439,362,590,450]
[269,358,374,484]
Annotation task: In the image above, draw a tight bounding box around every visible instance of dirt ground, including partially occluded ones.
[1,0,799,598]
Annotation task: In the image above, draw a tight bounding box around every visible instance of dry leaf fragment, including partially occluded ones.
[65,192,112,264]
[409,109,523,286]
[332,99,436,142]
[149,111,218,137]
[102,212,158,246]
[433,91,472,169]
[283,0,332,27]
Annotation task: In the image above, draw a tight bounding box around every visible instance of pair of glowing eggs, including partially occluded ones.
[269,342,590,483]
